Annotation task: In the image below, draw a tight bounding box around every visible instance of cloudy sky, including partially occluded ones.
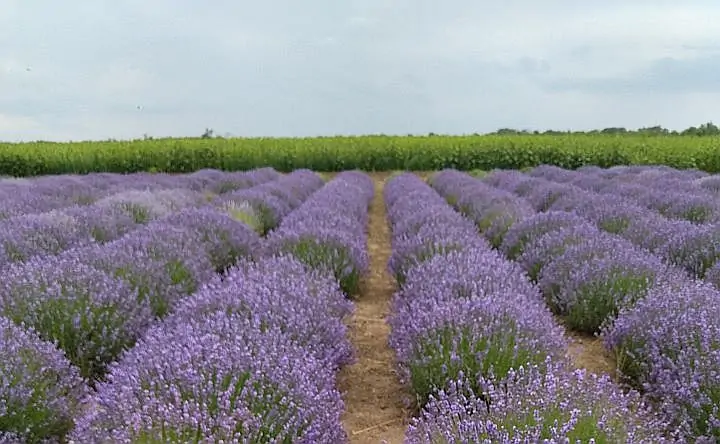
[2,0,720,141]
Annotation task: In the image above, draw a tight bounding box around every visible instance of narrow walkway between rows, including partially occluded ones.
[338,173,408,444]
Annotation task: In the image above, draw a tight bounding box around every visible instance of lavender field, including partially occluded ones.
[2,165,720,443]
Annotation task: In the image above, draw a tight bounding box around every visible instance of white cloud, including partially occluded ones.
[1,0,720,141]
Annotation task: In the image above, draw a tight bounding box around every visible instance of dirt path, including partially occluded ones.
[566,331,617,378]
[338,173,408,444]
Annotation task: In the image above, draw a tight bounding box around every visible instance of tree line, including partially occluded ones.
[488,122,720,136]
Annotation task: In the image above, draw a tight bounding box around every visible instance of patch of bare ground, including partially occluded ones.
[565,330,617,378]
[338,172,409,444]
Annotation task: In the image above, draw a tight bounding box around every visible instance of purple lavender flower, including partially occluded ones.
[429,170,535,247]
[406,359,671,443]
[266,172,372,296]
[621,214,694,254]
[70,312,346,443]
[500,211,588,260]
[64,204,139,244]
[389,249,567,405]
[549,193,648,235]
[603,280,720,440]
[517,222,603,281]
[157,206,262,273]
[705,261,720,289]
[696,175,720,194]
[538,238,681,333]
[165,255,354,368]
[0,317,88,443]
[63,224,215,318]
[665,224,720,278]
[386,173,487,284]
[0,255,153,379]
[0,210,95,265]
[219,169,325,233]
[95,188,205,223]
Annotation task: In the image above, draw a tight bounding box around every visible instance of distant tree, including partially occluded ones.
[637,126,669,135]
[600,127,628,134]
[201,128,214,139]
[687,122,720,136]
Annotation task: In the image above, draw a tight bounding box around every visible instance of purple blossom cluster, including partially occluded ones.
[488,168,720,281]
[0,168,280,267]
[218,169,325,233]
[165,256,354,369]
[386,173,487,284]
[0,316,88,443]
[68,177,368,442]
[0,254,153,380]
[530,164,720,224]
[155,207,263,273]
[406,359,670,444]
[0,167,296,442]
[60,222,216,319]
[432,169,693,334]
[94,188,208,223]
[0,168,275,219]
[481,164,720,439]
[386,173,564,401]
[64,169,368,442]
[538,237,685,333]
[429,169,535,248]
[522,167,720,284]
[388,248,568,406]
[603,281,720,441]
[265,171,373,296]
[386,173,665,441]
[70,311,347,443]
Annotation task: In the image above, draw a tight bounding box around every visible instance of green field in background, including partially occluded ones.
[2,134,719,176]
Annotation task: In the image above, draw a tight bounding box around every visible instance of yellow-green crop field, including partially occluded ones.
[2,134,720,176]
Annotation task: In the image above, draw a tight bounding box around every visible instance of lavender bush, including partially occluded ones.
[0,317,88,443]
[604,280,720,440]
[385,174,568,409]
[63,224,215,318]
[95,188,205,223]
[386,173,486,285]
[0,211,93,265]
[517,222,603,281]
[70,312,346,443]
[538,239,678,333]
[0,255,152,380]
[665,224,720,278]
[166,255,354,368]
[429,170,535,248]
[64,204,139,243]
[500,211,588,260]
[266,171,372,296]
[220,169,324,233]
[406,359,671,443]
[390,248,567,407]
[158,207,262,273]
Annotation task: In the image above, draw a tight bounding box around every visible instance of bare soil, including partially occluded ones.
[566,331,617,378]
[338,173,409,444]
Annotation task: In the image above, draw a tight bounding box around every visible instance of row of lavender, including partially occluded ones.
[431,168,720,441]
[0,167,281,219]
[0,168,282,267]
[487,165,720,283]
[384,173,666,443]
[70,171,373,442]
[0,168,311,442]
[0,169,371,442]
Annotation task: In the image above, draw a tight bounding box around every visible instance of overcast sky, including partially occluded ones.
[2,1,720,141]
